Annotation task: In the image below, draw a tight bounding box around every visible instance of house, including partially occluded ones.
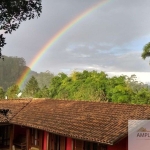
[0,99,150,150]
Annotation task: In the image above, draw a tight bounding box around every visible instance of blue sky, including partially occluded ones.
[1,0,150,83]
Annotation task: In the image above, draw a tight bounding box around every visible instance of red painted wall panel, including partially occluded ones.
[43,131,48,150]
[66,138,72,150]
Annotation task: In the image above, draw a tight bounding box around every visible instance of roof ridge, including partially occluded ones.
[9,99,32,122]
[39,98,150,107]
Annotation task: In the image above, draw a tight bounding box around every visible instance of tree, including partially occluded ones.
[141,42,150,60]
[34,71,54,88]
[131,88,150,104]
[111,85,133,103]
[23,76,39,97]
[0,0,42,58]
[6,84,20,99]
[36,86,50,98]
[49,73,67,98]
[0,56,26,90]
[0,87,5,99]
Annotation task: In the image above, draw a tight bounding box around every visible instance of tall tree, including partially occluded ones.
[23,76,39,97]
[0,0,42,57]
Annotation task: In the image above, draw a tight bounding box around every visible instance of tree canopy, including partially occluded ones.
[0,0,42,58]
[141,42,150,60]
[0,87,5,99]
[48,70,150,104]
[23,76,39,97]
[0,56,26,90]
[6,84,20,99]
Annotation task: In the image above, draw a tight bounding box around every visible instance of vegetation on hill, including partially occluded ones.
[1,56,150,104]
[0,56,26,90]
[0,56,54,91]
[47,71,150,104]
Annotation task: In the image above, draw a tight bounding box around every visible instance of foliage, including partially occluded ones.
[23,76,39,97]
[0,56,54,90]
[141,42,150,60]
[3,68,150,104]
[6,84,19,99]
[131,88,150,104]
[0,56,26,90]
[34,71,54,88]
[48,70,150,104]
[36,86,50,98]
[0,87,5,99]
[0,0,42,57]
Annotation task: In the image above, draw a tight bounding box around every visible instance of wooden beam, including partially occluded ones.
[60,136,65,150]
[39,130,43,150]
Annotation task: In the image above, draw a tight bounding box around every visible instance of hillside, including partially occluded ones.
[0,56,54,90]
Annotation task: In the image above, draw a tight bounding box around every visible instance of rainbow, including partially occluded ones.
[17,0,112,89]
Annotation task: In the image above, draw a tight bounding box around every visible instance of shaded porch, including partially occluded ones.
[0,124,11,150]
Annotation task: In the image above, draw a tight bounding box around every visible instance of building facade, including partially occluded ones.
[1,99,149,150]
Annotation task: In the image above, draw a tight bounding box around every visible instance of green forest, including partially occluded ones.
[0,56,150,104]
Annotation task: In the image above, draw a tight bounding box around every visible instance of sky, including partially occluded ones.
[1,0,150,83]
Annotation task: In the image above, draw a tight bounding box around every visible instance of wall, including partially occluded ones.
[66,138,72,150]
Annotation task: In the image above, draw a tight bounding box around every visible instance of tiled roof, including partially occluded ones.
[9,99,150,145]
[0,99,31,123]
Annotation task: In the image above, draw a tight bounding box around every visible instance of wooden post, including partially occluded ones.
[9,125,14,150]
[26,128,30,150]
[75,139,83,150]
[90,143,93,150]
[51,133,55,150]
[39,130,43,150]
[60,136,66,150]
[43,131,48,150]
[47,132,49,150]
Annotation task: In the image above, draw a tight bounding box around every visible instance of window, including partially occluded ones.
[48,134,64,150]
[0,125,10,148]
[31,128,40,147]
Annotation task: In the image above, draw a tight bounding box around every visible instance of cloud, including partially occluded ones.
[2,0,150,75]
[107,72,150,84]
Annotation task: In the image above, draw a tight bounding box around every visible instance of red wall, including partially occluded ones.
[43,131,48,150]
[66,138,72,150]
[108,137,128,150]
